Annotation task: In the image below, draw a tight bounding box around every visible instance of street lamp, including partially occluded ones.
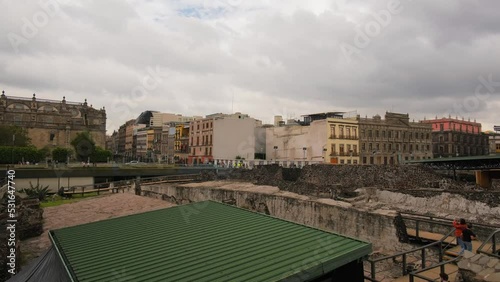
[11,134,15,165]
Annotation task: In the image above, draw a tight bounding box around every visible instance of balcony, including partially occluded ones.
[330,151,359,157]
[330,134,358,140]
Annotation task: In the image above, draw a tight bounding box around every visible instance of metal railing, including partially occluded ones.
[409,256,460,282]
[366,240,446,281]
[477,228,500,259]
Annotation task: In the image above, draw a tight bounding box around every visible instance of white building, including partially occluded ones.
[212,114,261,161]
[265,120,327,162]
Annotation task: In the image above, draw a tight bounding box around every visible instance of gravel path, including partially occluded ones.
[21,192,174,263]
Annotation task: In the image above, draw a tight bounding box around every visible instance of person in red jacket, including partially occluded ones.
[453,218,467,254]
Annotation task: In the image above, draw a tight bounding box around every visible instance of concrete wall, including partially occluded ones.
[15,177,94,192]
[140,182,409,252]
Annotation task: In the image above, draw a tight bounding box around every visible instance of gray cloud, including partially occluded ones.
[1,0,499,133]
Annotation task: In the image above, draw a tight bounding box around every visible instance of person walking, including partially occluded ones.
[462,223,477,252]
[453,218,467,254]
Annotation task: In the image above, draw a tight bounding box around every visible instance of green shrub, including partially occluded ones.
[19,182,50,201]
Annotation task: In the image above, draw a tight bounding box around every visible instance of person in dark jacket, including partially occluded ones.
[462,223,477,252]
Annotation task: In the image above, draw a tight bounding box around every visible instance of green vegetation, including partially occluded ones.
[52,147,73,162]
[40,192,101,208]
[0,146,45,164]
[19,182,50,201]
[0,125,31,146]
[70,132,112,162]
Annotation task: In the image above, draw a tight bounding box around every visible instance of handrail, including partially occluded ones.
[477,228,500,258]
[409,256,461,282]
[367,240,445,281]
[401,211,500,230]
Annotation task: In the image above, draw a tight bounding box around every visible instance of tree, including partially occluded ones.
[0,125,31,147]
[70,132,96,161]
[52,147,72,163]
[90,146,112,163]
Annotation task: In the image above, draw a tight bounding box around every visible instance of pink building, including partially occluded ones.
[421,117,488,157]
[422,117,482,134]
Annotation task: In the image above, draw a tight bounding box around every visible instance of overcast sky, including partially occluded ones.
[1,0,500,133]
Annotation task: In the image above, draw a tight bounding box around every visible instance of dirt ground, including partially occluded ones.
[21,192,175,264]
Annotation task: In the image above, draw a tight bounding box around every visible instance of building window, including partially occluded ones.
[368,130,372,137]
[339,144,345,153]
[330,126,335,138]
[361,143,366,151]
[353,128,357,138]
[382,131,386,138]
[375,130,379,138]
[362,157,367,164]
[340,159,344,164]
[376,143,380,150]
[353,145,357,153]
[368,143,372,150]
[388,131,392,138]
[49,133,55,141]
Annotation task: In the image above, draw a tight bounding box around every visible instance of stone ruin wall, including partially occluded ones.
[141,183,410,254]
[223,164,500,206]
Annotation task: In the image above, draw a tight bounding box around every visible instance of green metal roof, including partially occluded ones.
[49,201,372,282]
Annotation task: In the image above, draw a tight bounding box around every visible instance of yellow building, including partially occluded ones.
[301,112,359,164]
[325,116,359,164]
[174,123,190,163]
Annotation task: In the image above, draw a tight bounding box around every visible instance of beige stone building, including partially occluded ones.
[0,91,106,149]
[358,112,433,164]
[320,113,359,164]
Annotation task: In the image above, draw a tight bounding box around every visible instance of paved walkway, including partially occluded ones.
[21,192,174,264]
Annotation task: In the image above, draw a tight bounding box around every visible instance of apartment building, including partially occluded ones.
[421,117,488,157]
[359,112,433,164]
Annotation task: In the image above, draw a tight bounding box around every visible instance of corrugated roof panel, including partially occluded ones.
[50,200,372,282]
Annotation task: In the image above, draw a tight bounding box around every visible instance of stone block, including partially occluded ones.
[470,263,484,274]
[479,256,491,265]
[469,254,482,262]
[463,250,476,259]
[457,260,470,270]
[478,267,495,277]
[485,272,500,281]
[486,258,499,268]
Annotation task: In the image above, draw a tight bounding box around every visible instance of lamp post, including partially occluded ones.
[11,134,15,165]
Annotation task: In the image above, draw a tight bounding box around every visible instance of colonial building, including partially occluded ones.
[486,131,500,154]
[174,123,190,164]
[359,112,433,164]
[304,112,360,164]
[421,117,489,157]
[0,91,106,149]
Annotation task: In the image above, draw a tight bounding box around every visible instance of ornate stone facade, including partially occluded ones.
[359,112,433,164]
[0,91,106,149]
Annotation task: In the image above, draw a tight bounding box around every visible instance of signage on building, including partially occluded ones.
[494,125,500,132]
